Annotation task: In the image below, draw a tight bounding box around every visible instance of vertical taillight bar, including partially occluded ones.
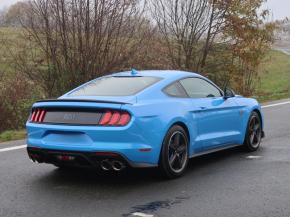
[39,110,46,122]
[30,109,46,123]
[34,110,40,122]
[30,110,36,122]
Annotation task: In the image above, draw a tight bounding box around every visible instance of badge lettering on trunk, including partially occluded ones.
[63,113,76,121]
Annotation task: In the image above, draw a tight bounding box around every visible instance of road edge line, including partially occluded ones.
[0,145,27,153]
[262,101,290,108]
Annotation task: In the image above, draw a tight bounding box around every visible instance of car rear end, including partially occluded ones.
[26,74,166,171]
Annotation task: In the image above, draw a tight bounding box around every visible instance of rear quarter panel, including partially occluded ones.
[122,96,199,158]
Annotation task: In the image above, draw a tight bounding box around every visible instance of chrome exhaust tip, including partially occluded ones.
[100,160,111,171]
[112,161,125,171]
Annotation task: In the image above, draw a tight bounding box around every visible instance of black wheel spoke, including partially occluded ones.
[254,130,261,143]
[250,120,255,131]
[169,153,177,165]
[250,133,255,144]
[177,145,186,154]
[174,133,181,146]
[169,142,176,151]
[176,155,183,168]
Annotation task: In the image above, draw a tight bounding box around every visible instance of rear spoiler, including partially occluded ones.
[36,99,133,105]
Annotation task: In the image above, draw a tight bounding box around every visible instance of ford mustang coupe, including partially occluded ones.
[26,70,264,178]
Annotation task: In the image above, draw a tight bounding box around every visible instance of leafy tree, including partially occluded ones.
[222,0,275,95]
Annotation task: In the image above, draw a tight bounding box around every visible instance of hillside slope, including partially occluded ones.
[257,50,290,101]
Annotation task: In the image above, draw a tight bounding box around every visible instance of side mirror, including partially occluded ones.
[223,87,235,99]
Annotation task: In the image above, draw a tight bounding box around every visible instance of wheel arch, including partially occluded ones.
[159,120,191,156]
[164,114,197,154]
[171,121,190,144]
[252,108,263,129]
[241,107,264,143]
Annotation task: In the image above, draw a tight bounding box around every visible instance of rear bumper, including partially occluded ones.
[26,120,163,167]
[27,147,157,168]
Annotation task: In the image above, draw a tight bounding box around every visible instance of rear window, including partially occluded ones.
[69,76,162,96]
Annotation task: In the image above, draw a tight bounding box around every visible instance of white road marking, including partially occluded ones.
[246,156,262,159]
[0,145,27,153]
[262,101,290,108]
[132,213,154,217]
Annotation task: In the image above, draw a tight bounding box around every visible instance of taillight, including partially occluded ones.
[30,109,46,123]
[117,112,131,126]
[108,111,121,125]
[99,110,112,125]
[29,108,130,126]
[99,110,131,126]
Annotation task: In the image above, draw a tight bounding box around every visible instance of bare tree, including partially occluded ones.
[0,30,6,82]
[0,9,6,26]
[13,0,152,97]
[150,0,229,72]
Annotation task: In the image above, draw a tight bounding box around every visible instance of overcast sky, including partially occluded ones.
[262,0,290,20]
[0,0,289,20]
[0,0,19,10]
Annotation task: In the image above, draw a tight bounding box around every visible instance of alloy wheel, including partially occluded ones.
[168,131,188,173]
[248,116,262,148]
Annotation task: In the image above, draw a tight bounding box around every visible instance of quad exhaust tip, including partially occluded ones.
[100,159,125,171]
[100,160,111,171]
[112,161,125,171]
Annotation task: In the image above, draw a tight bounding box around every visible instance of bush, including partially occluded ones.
[0,74,40,132]
[0,130,26,142]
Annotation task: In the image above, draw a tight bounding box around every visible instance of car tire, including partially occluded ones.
[243,111,262,152]
[159,125,189,179]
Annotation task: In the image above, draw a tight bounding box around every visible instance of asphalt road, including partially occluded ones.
[1,100,290,217]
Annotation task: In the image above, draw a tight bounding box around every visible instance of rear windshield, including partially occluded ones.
[69,76,162,96]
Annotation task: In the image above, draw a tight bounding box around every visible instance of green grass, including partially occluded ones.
[256,50,290,102]
[0,27,24,73]
[0,130,26,143]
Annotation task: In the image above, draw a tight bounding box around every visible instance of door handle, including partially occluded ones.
[199,106,206,110]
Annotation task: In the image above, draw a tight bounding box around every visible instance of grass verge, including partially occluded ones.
[0,130,26,143]
[256,50,290,102]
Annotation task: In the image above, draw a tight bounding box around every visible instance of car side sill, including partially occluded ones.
[131,163,158,168]
[190,144,242,159]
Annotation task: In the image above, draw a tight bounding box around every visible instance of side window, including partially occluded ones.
[179,78,222,98]
[163,82,188,98]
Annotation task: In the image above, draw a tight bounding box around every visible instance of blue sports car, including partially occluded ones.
[26,70,264,178]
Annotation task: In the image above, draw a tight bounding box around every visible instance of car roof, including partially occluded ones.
[60,70,217,102]
[111,70,202,79]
